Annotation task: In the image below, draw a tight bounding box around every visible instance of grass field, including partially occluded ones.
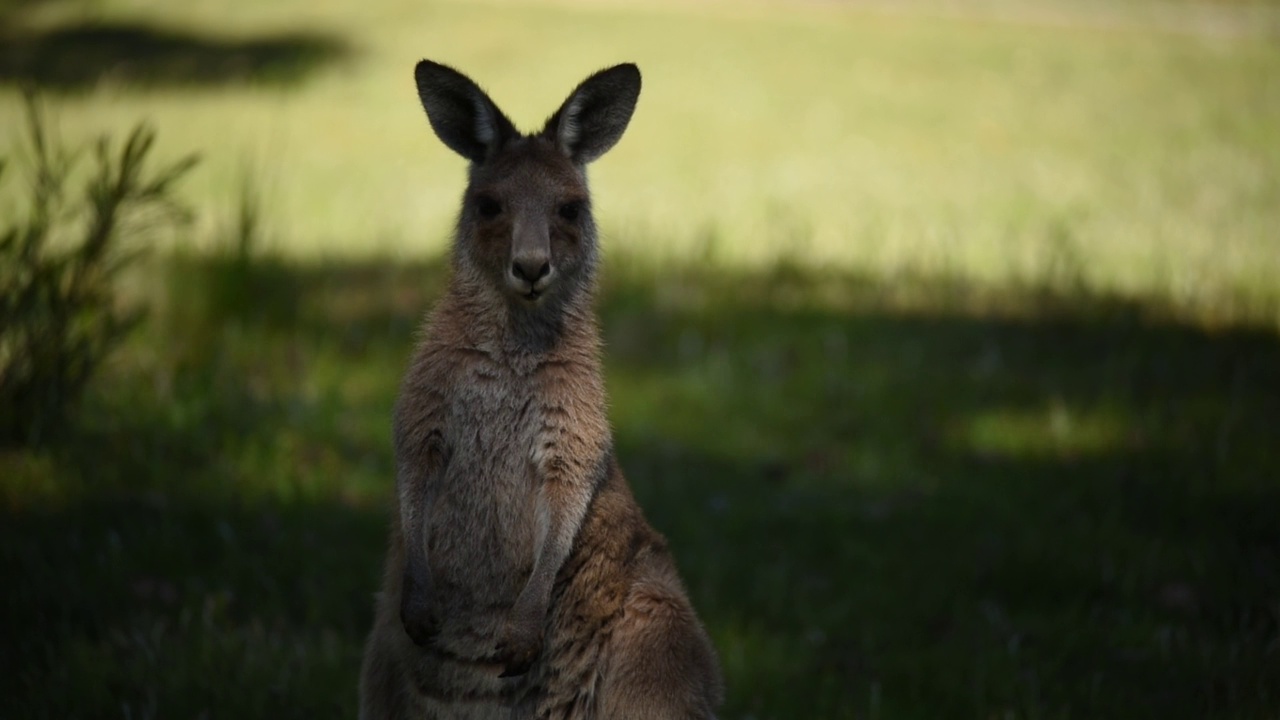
[4,0,1280,312]
[2,0,1280,718]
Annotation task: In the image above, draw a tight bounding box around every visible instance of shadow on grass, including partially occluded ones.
[0,20,350,90]
[2,255,1277,718]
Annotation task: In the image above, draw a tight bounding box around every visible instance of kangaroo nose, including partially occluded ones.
[511,257,551,283]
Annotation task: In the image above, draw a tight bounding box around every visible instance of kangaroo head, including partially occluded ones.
[414,60,641,308]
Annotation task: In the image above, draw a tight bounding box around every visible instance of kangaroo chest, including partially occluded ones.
[425,359,547,605]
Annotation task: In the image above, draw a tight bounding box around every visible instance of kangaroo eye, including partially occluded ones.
[558,201,581,222]
[475,195,501,219]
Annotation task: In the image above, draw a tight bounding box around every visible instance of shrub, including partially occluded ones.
[0,93,198,446]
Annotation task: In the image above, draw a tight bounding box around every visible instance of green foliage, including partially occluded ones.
[0,93,197,445]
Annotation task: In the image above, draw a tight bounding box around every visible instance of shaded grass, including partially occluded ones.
[3,254,1278,718]
[0,21,351,90]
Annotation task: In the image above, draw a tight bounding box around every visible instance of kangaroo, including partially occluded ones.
[358,60,724,720]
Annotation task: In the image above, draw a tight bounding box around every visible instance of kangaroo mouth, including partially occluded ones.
[506,276,548,302]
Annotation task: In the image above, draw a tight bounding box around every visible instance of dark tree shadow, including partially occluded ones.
[2,256,1278,718]
[0,0,61,18]
[0,20,351,90]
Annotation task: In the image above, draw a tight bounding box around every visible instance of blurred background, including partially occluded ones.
[2,0,1278,717]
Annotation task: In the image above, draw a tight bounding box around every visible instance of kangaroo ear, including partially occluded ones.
[541,63,641,165]
[414,60,518,163]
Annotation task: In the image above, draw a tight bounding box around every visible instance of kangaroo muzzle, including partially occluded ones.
[507,218,555,298]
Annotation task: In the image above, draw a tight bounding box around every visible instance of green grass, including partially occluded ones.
[4,257,1280,718]
[2,0,1280,717]
[2,0,1279,316]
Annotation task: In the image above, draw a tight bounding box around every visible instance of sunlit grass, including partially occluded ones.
[2,0,1278,323]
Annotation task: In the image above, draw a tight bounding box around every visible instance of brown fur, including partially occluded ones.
[358,60,723,719]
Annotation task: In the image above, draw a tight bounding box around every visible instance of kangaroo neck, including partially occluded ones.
[443,269,600,362]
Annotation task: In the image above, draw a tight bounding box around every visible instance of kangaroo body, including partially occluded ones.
[358,61,723,720]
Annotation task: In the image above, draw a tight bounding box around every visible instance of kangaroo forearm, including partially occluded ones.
[395,423,449,649]
[522,353,608,585]
[520,474,593,605]
[519,417,608,603]
[396,426,448,548]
